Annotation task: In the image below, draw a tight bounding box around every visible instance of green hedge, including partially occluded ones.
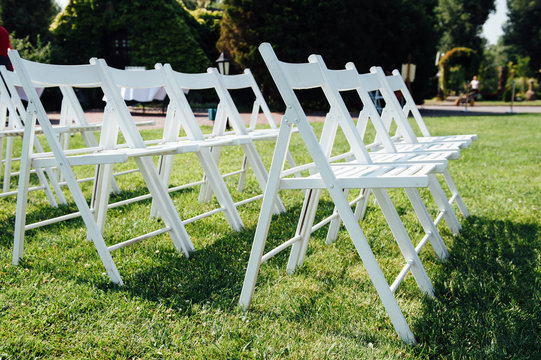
[51,0,210,72]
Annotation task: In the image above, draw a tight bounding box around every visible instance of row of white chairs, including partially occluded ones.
[1,44,477,343]
[1,49,297,286]
[238,43,477,344]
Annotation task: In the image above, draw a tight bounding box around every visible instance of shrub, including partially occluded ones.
[10,35,52,63]
[51,0,210,72]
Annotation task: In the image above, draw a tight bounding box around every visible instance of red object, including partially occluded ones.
[0,26,12,70]
[0,26,11,56]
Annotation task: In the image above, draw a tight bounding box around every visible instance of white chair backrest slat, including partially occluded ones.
[218,72,253,89]
[325,68,359,91]
[385,73,403,91]
[278,61,324,89]
[17,57,100,88]
[356,72,380,92]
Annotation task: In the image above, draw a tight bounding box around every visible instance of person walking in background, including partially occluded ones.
[469,75,479,97]
[0,25,12,70]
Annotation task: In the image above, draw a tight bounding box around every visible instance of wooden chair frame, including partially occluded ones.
[8,50,210,284]
[239,43,450,344]
[94,63,246,233]
[354,66,471,219]
[154,64,286,215]
[383,68,478,147]
[198,68,298,203]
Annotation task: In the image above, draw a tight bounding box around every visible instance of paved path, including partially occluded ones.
[48,110,328,129]
[47,105,541,129]
[418,104,541,117]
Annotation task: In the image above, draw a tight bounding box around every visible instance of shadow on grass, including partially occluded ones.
[108,202,310,311]
[0,184,200,248]
[412,215,540,358]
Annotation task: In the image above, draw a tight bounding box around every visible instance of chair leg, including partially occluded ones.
[442,169,469,217]
[287,189,321,273]
[92,163,115,236]
[135,157,194,256]
[325,189,349,245]
[35,166,59,208]
[404,188,449,260]
[331,187,417,344]
[354,189,372,221]
[427,174,461,234]
[0,136,3,190]
[33,138,67,206]
[237,155,248,193]
[64,168,124,285]
[372,188,434,296]
[197,149,244,232]
[150,153,175,218]
[12,133,33,265]
[241,142,286,214]
[325,188,371,245]
[198,146,223,204]
[2,136,13,193]
[238,172,281,310]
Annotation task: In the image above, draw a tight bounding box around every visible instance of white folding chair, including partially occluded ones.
[0,65,126,205]
[384,69,478,147]
[198,68,298,201]
[96,63,245,232]
[292,59,457,249]
[0,66,66,206]
[361,75,466,158]
[240,43,446,344]
[9,50,206,284]
[155,64,286,214]
[356,66,471,219]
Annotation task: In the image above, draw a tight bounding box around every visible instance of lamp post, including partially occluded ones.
[216,52,231,75]
[215,52,231,128]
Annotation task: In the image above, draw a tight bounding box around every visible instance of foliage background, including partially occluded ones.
[50,0,210,73]
[218,0,440,107]
[503,0,541,76]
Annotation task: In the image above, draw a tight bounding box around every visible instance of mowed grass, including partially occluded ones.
[0,114,539,359]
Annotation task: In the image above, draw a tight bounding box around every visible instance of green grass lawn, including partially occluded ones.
[1,114,540,359]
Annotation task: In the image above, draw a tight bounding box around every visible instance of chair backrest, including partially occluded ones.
[366,66,420,143]
[105,66,165,89]
[106,63,242,143]
[7,52,99,155]
[8,50,151,152]
[1,66,30,123]
[151,63,217,142]
[384,69,432,137]
[159,64,253,138]
[217,69,279,131]
[1,64,94,134]
[318,62,397,153]
[259,43,373,167]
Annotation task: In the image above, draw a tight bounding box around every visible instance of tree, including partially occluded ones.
[436,0,495,53]
[218,0,440,107]
[185,7,224,65]
[51,0,210,72]
[503,0,541,76]
[0,0,59,44]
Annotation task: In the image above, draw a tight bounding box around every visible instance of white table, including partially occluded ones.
[16,86,45,101]
[120,86,167,102]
